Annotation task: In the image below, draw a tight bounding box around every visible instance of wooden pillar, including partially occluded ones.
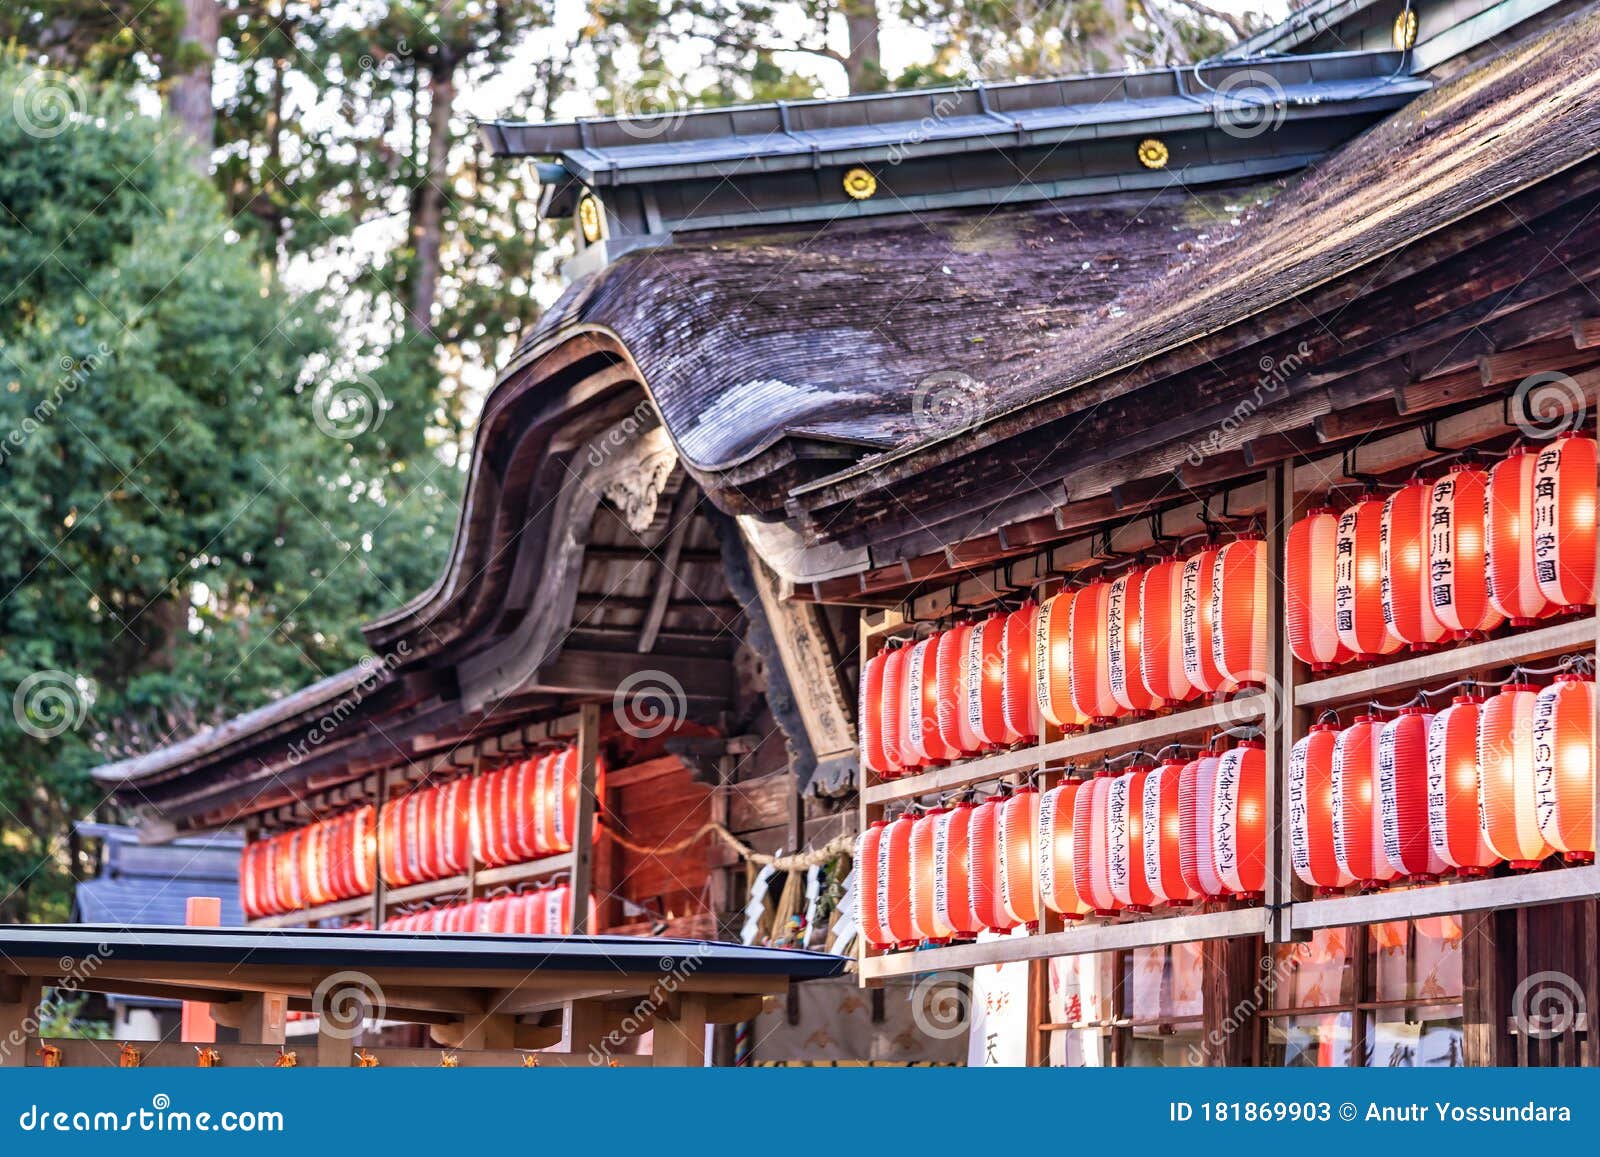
[316,1019,355,1068]
[181,896,222,1043]
[1265,464,1304,944]
[566,998,609,1061]
[458,1011,519,1050]
[0,976,40,1068]
[1200,935,1264,1065]
[371,766,390,930]
[652,992,709,1067]
[235,991,287,1045]
[571,702,601,935]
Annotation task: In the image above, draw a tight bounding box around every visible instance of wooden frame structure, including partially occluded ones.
[0,926,844,1067]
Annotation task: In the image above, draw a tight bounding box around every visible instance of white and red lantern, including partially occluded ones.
[1382,480,1446,648]
[1035,592,1090,733]
[999,788,1040,927]
[1001,605,1041,744]
[1335,497,1402,661]
[1426,694,1500,876]
[882,812,917,945]
[910,809,953,942]
[1532,433,1598,613]
[1287,507,1353,671]
[1479,683,1553,869]
[1378,706,1445,881]
[1289,723,1350,893]
[967,797,1014,933]
[1140,559,1197,707]
[1213,740,1267,899]
[1429,466,1505,639]
[859,647,892,777]
[1070,581,1117,723]
[856,820,891,950]
[966,615,1012,749]
[937,623,982,758]
[1178,752,1225,898]
[1072,773,1120,915]
[1037,782,1089,919]
[1532,675,1595,862]
[1181,547,1225,694]
[1332,714,1395,889]
[1488,446,1554,626]
[1108,570,1158,716]
[1108,768,1155,911]
[1141,759,1196,906]
[934,802,982,937]
[880,644,909,777]
[1212,539,1268,689]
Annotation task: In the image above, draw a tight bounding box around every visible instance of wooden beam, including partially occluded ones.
[536,650,731,701]
[570,701,600,935]
[0,976,40,1068]
[651,992,709,1067]
[1574,317,1600,349]
[235,991,287,1045]
[636,483,699,653]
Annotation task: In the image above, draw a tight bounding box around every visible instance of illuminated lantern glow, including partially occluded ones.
[1037,783,1089,919]
[1426,695,1499,876]
[1072,774,1120,916]
[910,809,953,942]
[966,615,1013,748]
[1488,446,1554,626]
[1212,539,1269,689]
[1417,914,1465,944]
[1332,715,1396,889]
[1378,707,1445,881]
[1334,497,1402,661]
[855,820,891,950]
[438,781,470,877]
[1382,481,1446,648]
[882,813,917,945]
[1178,753,1225,898]
[1288,724,1351,893]
[1140,560,1197,707]
[859,647,892,777]
[1287,508,1353,671]
[1532,433,1598,613]
[1479,683,1553,869]
[967,798,1015,933]
[1141,760,1197,906]
[1035,593,1090,733]
[915,633,957,765]
[1070,582,1118,723]
[1181,548,1225,695]
[1107,570,1158,716]
[1213,741,1267,899]
[900,638,934,770]
[402,791,427,881]
[1372,920,1409,952]
[998,787,1040,927]
[1429,467,1505,640]
[1001,605,1041,744]
[1532,676,1596,862]
[1107,769,1155,911]
[937,622,983,758]
[879,644,909,777]
[934,802,982,937]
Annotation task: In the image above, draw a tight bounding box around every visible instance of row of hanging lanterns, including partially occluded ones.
[378,778,472,888]
[1288,435,1597,670]
[1288,676,1595,892]
[859,537,1268,778]
[857,740,1267,950]
[381,884,594,935]
[241,807,376,919]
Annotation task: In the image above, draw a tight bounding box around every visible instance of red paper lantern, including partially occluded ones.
[1533,675,1596,862]
[915,633,957,765]
[1108,768,1155,910]
[1141,560,1196,707]
[966,615,1012,748]
[883,813,917,945]
[1288,724,1350,892]
[1001,605,1041,744]
[1533,433,1598,613]
[855,820,890,950]
[1181,548,1225,694]
[1178,753,1224,898]
[934,802,982,937]
[1287,507,1353,671]
[1035,592,1090,732]
[859,647,892,777]
[437,781,470,877]
[901,638,935,770]
[1488,446,1553,626]
[1332,714,1395,888]
[1426,694,1499,876]
[1212,539,1268,689]
[879,644,909,777]
[1072,774,1120,915]
[999,787,1040,927]
[937,623,983,758]
[1038,782,1088,919]
[910,809,953,942]
[1479,683,1552,868]
[1335,497,1402,661]
[1141,760,1196,906]
[968,797,1015,933]
[1108,569,1159,716]
[1378,707,1445,881]
[1382,481,1446,648]
[1070,582,1117,723]
[1428,465,1505,639]
[1213,741,1267,899]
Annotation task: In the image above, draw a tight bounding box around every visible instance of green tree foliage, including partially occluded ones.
[0,59,446,920]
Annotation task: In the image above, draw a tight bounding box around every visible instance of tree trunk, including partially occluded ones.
[841,0,884,93]
[168,0,219,173]
[410,59,456,334]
